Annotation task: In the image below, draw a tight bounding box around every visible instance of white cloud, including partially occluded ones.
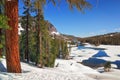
[114,27,120,31]
[89,32,95,35]
[101,29,107,33]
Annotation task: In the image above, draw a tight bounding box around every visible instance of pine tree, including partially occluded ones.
[41,20,52,67]
[0,0,9,58]
[0,0,6,58]
[25,0,30,62]
[49,38,60,67]
[20,16,37,62]
[19,31,26,60]
[63,41,69,59]
[33,0,46,67]
[5,0,21,73]
[60,40,68,59]
[22,0,33,62]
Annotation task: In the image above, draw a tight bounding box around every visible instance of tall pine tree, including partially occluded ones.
[5,0,21,73]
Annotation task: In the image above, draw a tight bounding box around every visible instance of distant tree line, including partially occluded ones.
[79,32,120,45]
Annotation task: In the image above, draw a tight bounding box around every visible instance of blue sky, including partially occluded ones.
[19,0,120,37]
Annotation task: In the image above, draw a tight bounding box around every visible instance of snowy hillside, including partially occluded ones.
[0,44,120,80]
[0,59,95,80]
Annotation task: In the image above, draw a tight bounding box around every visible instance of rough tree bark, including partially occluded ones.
[5,0,21,73]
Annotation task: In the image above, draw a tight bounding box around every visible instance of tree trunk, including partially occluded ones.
[39,31,43,67]
[5,0,21,73]
[0,29,2,57]
[45,39,49,66]
[25,8,29,62]
[39,11,43,68]
[36,8,43,67]
[35,31,39,66]
[25,0,30,63]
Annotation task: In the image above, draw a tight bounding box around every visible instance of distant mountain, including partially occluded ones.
[61,34,81,42]
[47,21,57,33]
[46,21,81,42]
[46,21,60,36]
[48,24,120,45]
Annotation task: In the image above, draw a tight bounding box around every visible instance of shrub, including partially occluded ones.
[104,61,111,72]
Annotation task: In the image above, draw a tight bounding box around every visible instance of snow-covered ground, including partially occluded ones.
[0,59,95,80]
[0,44,120,80]
[70,44,120,80]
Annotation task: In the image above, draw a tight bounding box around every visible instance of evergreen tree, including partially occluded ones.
[21,0,33,62]
[40,20,50,67]
[59,39,69,59]
[5,0,21,73]
[49,38,60,67]
[0,0,9,58]
[33,0,46,67]
[63,41,69,59]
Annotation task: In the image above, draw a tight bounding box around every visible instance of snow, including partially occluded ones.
[18,23,24,35]
[70,44,120,80]
[0,59,95,80]
[51,31,60,35]
[0,44,120,80]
